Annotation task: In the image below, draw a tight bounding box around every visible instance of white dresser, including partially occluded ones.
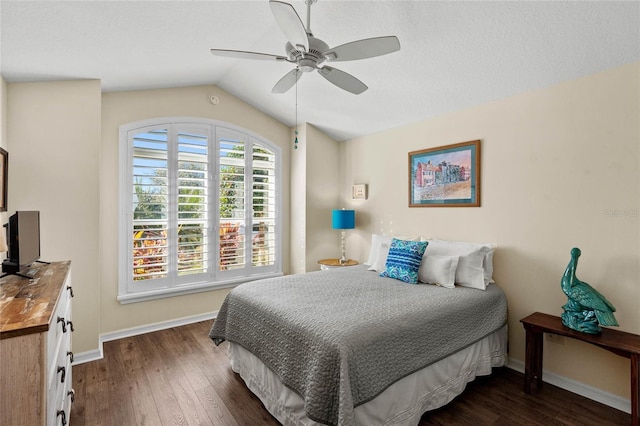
[0,261,74,426]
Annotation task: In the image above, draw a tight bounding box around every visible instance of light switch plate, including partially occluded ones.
[352,184,367,200]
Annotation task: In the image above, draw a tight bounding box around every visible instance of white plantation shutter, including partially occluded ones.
[251,144,277,267]
[119,118,281,303]
[176,129,209,277]
[131,128,169,282]
[218,130,246,273]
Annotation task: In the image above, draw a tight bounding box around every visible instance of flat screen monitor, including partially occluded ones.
[4,211,41,274]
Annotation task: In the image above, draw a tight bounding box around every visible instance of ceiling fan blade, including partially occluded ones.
[211,49,288,62]
[323,36,401,62]
[272,68,303,94]
[317,66,368,95]
[269,0,309,52]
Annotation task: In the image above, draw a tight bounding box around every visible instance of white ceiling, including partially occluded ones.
[1,1,638,141]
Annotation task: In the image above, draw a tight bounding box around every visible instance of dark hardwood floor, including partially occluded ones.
[70,321,630,426]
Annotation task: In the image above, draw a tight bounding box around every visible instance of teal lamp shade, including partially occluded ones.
[332,209,355,230]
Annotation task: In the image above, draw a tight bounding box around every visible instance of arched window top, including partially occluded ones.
[120,117,282,156]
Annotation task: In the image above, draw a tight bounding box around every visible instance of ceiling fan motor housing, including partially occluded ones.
[286,36,330,71]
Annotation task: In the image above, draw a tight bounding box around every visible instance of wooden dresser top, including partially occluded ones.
[0,261,71,339]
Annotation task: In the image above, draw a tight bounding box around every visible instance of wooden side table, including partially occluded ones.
[317,258,359,271]
[521,312,640,425]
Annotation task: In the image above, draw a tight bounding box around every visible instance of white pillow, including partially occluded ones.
[365,234,386,266]
[426,239,497,284]
[456,248,490,289]
[365,234,418,267]
[418,255,459,288]
[368,240,391,272]
[424,240,494,290]
[483,248,496,284]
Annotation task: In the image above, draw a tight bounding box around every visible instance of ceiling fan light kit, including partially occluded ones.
[211,0,400,95]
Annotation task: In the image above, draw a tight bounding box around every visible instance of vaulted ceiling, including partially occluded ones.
[2,1,638,141]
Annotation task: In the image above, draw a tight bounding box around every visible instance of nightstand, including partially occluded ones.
[317,258,359,271]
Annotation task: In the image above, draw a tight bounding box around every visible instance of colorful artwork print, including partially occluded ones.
[409,140,480,207]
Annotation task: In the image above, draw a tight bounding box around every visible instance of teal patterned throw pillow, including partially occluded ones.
[380,239,428,284]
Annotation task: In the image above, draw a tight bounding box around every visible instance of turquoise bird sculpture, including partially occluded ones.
[560,247,618,334]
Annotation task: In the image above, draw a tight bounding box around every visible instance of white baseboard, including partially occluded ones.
[73,348,103,365]
[506,358,631,414]
[72,311,217,365]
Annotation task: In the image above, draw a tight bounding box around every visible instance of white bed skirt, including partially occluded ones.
[228,324,508,426]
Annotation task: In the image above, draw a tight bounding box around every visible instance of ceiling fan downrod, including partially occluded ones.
[304,0,317,36]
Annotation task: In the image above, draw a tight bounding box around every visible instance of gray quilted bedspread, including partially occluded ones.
[209,266,507,426]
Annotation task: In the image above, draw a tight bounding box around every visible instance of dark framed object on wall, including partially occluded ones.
[409,140,480,207]
[0,148,7,212]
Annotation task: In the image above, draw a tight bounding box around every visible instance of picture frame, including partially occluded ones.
[0,148,7,212]
[409,140,480,207]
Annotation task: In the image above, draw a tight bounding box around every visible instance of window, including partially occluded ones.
[119,118,282,303]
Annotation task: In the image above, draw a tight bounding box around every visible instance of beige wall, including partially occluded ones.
[339,61,640,400]
[6,80,102,353]
[100,85,291,336]
[305,124,341,271]
[290,123,341,273]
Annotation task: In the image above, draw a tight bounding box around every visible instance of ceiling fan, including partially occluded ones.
[211,0,400,95]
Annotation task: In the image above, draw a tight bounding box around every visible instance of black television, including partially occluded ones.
[2,211,41,276]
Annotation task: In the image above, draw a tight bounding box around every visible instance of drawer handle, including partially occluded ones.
[68,388,75,403]
[66,320,74,332]
[67,351,74,363]
[66,285,74,298]
[57,316,67,333]
[57,366,66,383]
[57,409,67,426]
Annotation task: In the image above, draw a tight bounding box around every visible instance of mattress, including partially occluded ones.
[227,325,507,426]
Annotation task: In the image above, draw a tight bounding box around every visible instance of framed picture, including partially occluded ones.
[0,148,6,212]
[409,140,480,207]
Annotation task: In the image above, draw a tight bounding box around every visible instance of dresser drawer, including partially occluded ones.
[47,277,72,373]
[48,331,73,426]
[47,376,73,426]
[48,329,71,390]
[48,381,73,426]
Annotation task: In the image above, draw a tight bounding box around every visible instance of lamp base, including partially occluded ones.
[339,230,348,264]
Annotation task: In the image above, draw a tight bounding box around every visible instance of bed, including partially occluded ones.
[210,236,508,426]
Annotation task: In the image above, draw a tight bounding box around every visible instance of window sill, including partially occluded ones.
[117,272,284,304]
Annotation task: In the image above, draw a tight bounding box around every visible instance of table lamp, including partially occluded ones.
[332,209,355,264]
